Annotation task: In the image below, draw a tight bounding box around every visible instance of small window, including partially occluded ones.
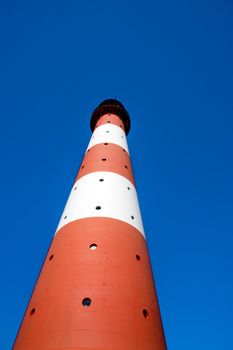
[143,309,149,319]
[82,298,92,307]
[30,308,36,316]
[90,244,97,250]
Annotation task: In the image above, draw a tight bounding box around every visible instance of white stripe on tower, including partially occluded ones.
[86,123,129,153]
[56,171,145,236]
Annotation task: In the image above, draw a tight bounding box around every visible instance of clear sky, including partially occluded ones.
[1,1,233,349]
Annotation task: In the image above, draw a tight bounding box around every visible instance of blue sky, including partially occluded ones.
[1,1,233,348]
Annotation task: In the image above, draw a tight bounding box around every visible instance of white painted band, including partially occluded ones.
[86,124,129,154]
[56,171,145,237]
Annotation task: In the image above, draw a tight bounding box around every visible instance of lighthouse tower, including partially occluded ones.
[13,99,166,350]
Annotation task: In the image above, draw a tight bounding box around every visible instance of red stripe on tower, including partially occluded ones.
[13,99,167,350]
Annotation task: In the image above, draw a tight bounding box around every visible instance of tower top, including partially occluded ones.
[90,99,131,135]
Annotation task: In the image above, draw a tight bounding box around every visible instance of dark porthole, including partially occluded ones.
[64,215,67,219]
[104,143,108,145]
[81,165,85,169]
[127,186,130,190]
[49,254,54,261]
[107,121,111,123]
[95,206,101,210]
[74,187,77,190]
[90,243,97,250]
[136,254,141,261]
[102,158,107,161]
[30,308,36,316]
[143,309,149,319]
[82,298,92,307]
[131,215,135,220]
[99,178,104,182]
[106,131,110,133]
[125,165,128,169]
[122,148,126,152]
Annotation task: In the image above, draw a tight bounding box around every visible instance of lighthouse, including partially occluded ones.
[13,99,167,349]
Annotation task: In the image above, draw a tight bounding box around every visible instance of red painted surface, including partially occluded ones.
[75,143,135,185]
[13,218,166,350]
[95,113,125,131]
